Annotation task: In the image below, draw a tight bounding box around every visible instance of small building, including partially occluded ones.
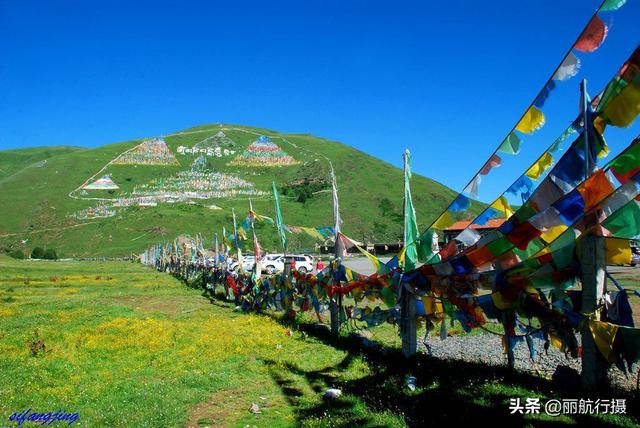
[442,219,506,246]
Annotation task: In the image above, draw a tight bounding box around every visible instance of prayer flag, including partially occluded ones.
[272,182,288,251]
[403,150,419,271]
[516,106,545,134]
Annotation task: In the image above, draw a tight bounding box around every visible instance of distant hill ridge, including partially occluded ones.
[0,124,478,257]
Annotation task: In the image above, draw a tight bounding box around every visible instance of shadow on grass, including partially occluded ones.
[201,287,639,427]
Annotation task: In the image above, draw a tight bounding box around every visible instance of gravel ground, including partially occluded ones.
[341,257,640,391]
[417,332,639,392]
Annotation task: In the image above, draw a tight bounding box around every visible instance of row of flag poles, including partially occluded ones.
[139,0,639,390]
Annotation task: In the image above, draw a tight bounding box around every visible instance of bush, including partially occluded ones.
[43,249,58,260]
[282,179,327,204]
[31,247,45,259]
[9,250,25,259]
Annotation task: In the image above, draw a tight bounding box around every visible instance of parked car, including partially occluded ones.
[631,246,640,267]
[230,256,256,272]
[262,254,314,274]
[262,253,284,263]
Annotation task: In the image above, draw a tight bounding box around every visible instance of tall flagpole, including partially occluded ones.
[214,232,219,267]
[581,79,590,179]
[249,199,261,280]
[330,162,342,254]
[222,226,227,257]
[329,162,343,333]
[272,181,288,271]
[232,208,243,274]
[400,149,417,358]
[221,226,230,299]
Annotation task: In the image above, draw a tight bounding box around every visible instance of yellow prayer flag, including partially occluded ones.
[432,211,455,230]
[594,115,607,135]
[355,245,388,274]
[605,238,631,265]
[352,286,364,302]
[398,245,407,266]
[602,79,640,128]
[548,332,566,353]
[525,152,553,180]
[533,246,551,258]
[516,106,546,134]
[588,319,619,363]
[491,291,512,310]
[421,296,445,320]
[540,225,568,244]
[490,196,514,218]
[301,227,325,241]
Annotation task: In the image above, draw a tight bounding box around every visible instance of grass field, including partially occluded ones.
[0,257,638,427]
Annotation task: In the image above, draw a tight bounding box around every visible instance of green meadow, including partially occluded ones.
[1,257,638,427]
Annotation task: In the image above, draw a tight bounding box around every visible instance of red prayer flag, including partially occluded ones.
[574,15,607,53]
[506,222,543,250]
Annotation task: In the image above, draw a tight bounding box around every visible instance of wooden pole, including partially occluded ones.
[502,311,516,370]
[580,235,608,388]
[578,78,608,388]
[399,280,416,358]
[400,150,417,358]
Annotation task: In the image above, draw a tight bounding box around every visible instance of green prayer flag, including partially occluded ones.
[487,236,513,256]
[498,132,521,155]
[272,181,288,251]
[381,287,397,308]
[513,238,545,260]
[403,150,419,272]
[552,243,575,269]
[603,200,640,239]
[514,202,538,223]
[416,229,436,262]
[610,141,640,176]
[601,0,626,12]
[619,326,640,367]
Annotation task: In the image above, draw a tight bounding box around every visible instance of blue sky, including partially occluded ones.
[1,0,639,201]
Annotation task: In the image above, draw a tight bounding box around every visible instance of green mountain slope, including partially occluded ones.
[0,146,84,182]
[0,124,478,257]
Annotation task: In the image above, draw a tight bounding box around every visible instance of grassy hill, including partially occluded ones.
[0,146,84,182]
[0,124,479,258]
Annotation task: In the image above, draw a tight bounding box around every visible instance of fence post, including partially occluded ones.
[501,311,516,370]
[330,299,340,333]
[400,282,416,358]
[329,256,346,334]
[580,234,608,388]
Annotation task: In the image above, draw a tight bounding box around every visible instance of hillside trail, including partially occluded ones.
[0,158,52,186]
[0,221,97,238]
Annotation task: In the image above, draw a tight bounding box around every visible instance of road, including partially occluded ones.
[339,256,392,276]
